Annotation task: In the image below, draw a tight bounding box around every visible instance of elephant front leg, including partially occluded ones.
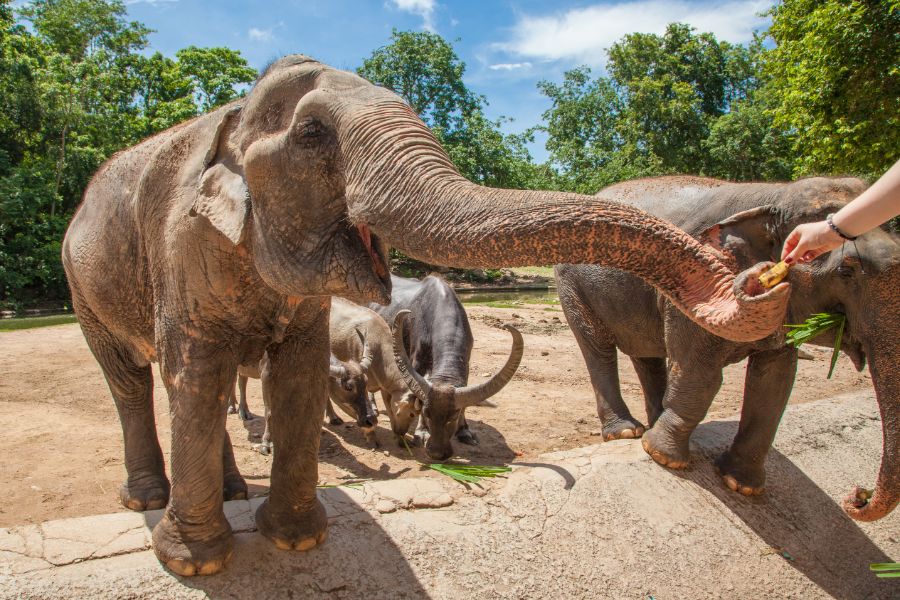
[152,341,236,577]
[255,301,329,552]
[642,359,723,469]
[716,347,797,496]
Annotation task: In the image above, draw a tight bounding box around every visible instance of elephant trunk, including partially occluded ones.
[338,100,788,344]
[843,323,900,521]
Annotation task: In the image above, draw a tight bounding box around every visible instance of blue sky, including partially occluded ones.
[123,0,773,161]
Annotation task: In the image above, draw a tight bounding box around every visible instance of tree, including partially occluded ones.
[537,23,794,190]
[175,46,257,112]
[762,0,900,177]
[0,0,260,309]
[358,29,481,132]
[608,23,759,174]
[358,29,546,190]
[132,52,196,135]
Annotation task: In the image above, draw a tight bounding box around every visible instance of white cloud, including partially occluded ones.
[391,0,437,32]
[495,1,770,66]
[248,27,274,42]
[489,62,533,71]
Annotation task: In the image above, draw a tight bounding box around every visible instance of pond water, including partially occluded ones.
[456,288,559,306]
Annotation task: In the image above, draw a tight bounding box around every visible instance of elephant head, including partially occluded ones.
[327,330,376,430]
[190,54,788,344]
[697,177,900,521]
[391,310,523,461]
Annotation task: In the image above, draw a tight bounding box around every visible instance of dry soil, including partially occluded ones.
[0,302,874,527]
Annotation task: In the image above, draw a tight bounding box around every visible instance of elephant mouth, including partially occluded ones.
[355,222,391,289]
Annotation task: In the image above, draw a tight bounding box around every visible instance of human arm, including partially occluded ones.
[781,160,900,263]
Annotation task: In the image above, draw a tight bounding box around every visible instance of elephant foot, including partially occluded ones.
[152,510,233,577]
[256,498,327,551]
[119,476,170,511]
[223,473,248,501]
[456,427,478,446]
[238,408,257,421]
[227,404,238,415]
[641,425,690,469]
[715,453,766,496]
[255,441,273,456]
[601,417,646,441]
[328,415,344,426]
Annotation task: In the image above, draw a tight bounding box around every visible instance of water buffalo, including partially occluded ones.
[371,274,523,461]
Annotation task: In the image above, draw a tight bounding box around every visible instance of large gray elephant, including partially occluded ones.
[556,175,899,522]
[61,56,789,576]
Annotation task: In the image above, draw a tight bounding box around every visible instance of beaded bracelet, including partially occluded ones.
[826,213,857,241]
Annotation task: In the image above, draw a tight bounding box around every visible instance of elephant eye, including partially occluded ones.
[837,265,854,278]
[293,118,327,144]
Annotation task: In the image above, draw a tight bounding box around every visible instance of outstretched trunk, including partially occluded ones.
[338,100,788,343]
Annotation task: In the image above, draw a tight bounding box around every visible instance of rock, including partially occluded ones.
[797,348,816,360]
[375,500,396,514]
[541,350,549,356]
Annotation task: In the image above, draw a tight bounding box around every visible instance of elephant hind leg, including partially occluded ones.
[559,288,645,440]
[631,357,666,427]
[77,311,168,511]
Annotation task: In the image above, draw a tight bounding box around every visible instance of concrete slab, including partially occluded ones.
[1,393,897,599]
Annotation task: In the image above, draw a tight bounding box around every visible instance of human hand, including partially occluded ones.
[780,220,845,264]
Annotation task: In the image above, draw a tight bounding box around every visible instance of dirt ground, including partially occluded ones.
[0,303,873,527]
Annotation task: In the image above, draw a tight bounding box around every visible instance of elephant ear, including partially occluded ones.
[697,205,778,271]
[190,105,249,245]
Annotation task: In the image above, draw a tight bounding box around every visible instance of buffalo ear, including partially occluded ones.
[697,205,777,270]
[190,105,249,245]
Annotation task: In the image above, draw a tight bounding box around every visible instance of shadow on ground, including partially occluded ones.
[676,419,894,600]
[142,489,431,599]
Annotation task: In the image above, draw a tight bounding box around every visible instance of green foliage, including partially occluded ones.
[0,0,257,309]
[538,24,796,192]
[762,0,900,177]
[358,29,552,190]
[784,312,846,378]
[175,46,257,112]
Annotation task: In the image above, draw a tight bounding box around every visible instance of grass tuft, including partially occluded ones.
[784,312,846,379]
[428,463,512,484]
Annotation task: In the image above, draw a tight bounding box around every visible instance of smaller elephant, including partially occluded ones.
[556,176,899,521]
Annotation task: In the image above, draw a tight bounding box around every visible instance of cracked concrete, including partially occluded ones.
[0,394,897,599]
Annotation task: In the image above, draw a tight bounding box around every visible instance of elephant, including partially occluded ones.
[555,175,899,521]
[370,274,523,461]
[61,55,790,576]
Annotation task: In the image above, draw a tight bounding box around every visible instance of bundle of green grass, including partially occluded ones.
[428,463,511,483]
[784,312,846,378]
